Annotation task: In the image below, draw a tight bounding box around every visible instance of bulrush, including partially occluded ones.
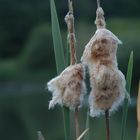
[81,6,128,117]
[47,64,86,110]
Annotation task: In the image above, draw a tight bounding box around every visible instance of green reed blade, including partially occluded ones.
[84,111,90,140]
[120,51,133,140]
[50,1,70,140]
[137,82,140,140]
[50,0,65,74]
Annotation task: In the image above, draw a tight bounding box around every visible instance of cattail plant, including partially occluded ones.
[137,82,140,140]
[48,0,86,139]
[81,1,128,117]
[81,1,133,140]
[48,0,133,140]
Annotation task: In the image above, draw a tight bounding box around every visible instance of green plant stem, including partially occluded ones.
[137,82,140,140]
[105,110,110,140]
[120,51,133,140]
[84,111,90,140]
[75,107,80,139]
[63,107,70,140]
[97,0,100,7]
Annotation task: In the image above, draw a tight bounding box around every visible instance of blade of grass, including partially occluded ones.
[120,51,133,140]
[77,129,89,140]
[37,131,45,140]
[50,1,70,140]
[137,82,140,140]
[84,111,90,140]
[50,0,65,74]
[63,107,70,140]
[126,51,133,95]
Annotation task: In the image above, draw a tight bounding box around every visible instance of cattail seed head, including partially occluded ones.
[47,64,86,110]
[81,28,122,67]
[88,65,126,117]
[81,10,126,117]
[95,7,106,29]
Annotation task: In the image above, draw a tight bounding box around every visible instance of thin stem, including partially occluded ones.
[63,107,70,140]
[105,110,110,140]
[84,111,90,140]
[137,82,140,128]
[75,107,80,139]
[97,0,100,8]
[68,0,73,14]
[65,1,79,140]
[137,82,140,140]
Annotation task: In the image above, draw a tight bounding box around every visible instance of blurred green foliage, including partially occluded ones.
[0,0,139,59]
[0,93,136,140]
[137,132,140,140]
[20,23,55,70]
[137,131,140,140]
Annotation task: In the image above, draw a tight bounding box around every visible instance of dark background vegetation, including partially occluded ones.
[0,0,139,140]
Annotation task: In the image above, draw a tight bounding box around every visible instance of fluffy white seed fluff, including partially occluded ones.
[81,28,122,66]
[47,64,86,110]
[88,67,126,117]
[81,28,128,117]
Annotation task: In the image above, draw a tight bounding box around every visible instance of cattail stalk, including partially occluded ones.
[65,0,79,139]
[75,107,80,138]
[65,0,77,65]
[137,82,140,140]
[105,110,110,140]
[97,0,100,8]
[96,0,110,139]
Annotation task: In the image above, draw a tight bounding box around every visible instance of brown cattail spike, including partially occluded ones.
[65,0,77,65]
[95,7,106,29]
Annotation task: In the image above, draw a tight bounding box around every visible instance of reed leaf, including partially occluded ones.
[50,0,70,140]
[84,112,90,140]
[77,129,89,140]
[120,51,133,140]
[137,82,140,140]
[50,0,65,74]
